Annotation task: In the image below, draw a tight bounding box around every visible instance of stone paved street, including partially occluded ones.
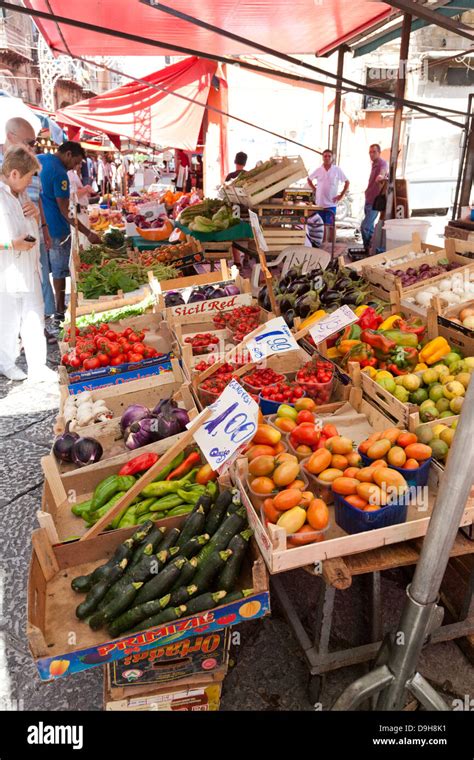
[0,344,472,711]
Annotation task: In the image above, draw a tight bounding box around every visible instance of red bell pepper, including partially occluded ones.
[360,329,396,355]
[119,452,159,476]
[358,307,383,330]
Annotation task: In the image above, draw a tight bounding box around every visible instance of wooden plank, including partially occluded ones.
[80,410,212,540]
[31,529,59,582]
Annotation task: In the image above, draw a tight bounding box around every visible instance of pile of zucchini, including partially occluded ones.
[71,487,254,636]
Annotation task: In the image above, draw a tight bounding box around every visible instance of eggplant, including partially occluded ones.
[335,277,353,290]
[294,292,318,319]
[257,285,268,308]
[278,295,295,313]
[164,291,185,307]
[341,291,362,305]
[291,281,311,297]
[283,309,295,328]
[187,291,206,303]
[319,290,341,306]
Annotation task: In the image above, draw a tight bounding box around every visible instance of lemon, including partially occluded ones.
[439,428,455,447]
[402,373,420,392]
[376,370,394,381]
[395,375,406,386]
[422,369,438,385]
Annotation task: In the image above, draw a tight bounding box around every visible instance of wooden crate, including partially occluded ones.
[161,273,252,325]
[248,228,306,253]
[27,523,269,680]
[445,237,474,261]
[151,259,231,301]
[55,360,185,434]
[348,362,419,430]
[58,312,168,359]
[74,285,153,318]
[346,234,442,274]
[234,391,474,573]
[51,384,197,476]
[223,156,307,207]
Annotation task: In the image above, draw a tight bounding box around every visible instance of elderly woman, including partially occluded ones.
[0,145,56,383]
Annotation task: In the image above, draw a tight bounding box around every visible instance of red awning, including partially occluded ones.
[55,57,218,150]
[24,0,392,58]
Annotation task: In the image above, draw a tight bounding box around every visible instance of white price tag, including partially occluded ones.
[246,317,299,361]
[248,209,268,252]
[309,305,358,345]
[190,379,259,470]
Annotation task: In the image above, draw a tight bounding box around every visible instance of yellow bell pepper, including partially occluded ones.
[415,362,428,372]
[379,314,402,330]
[299,309,327,330]
[418,337,450,365]
[338,339,362,355]
[354,305,369,317]
[362,366,377,379]
[326,346,340,359]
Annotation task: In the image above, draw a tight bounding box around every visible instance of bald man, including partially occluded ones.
[2,118,56,335]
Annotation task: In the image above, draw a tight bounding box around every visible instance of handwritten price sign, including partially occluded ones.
[246,317,299,361]
[248,209,269,253]
[191,379,259,471]
[309,305,358,345]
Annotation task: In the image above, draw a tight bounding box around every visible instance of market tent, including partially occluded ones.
[0,91,42,143]
[55,57,218,151]
[23,0,392,58]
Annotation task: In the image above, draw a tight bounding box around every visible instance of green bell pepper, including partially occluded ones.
[381,329,419,348]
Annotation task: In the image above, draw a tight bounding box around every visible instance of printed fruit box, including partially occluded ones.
[107,629,229,690]
[162,274,253,325]
[55,360,186,434]
[40,442,201,544]
[234,390,474,573]
[51,383,197,476]
[60,354,174,395]
[104,670,224,711]
[27,524,269,681]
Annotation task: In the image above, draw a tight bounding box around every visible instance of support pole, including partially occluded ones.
[331,46,347,163]
[459,94,474,213]
[384,13,412,223]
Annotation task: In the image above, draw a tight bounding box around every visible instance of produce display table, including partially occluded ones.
[272,530,474,705]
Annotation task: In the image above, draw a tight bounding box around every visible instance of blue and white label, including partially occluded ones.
[191,379,259,470]
[246,317,299,361]
[309,305,358,344]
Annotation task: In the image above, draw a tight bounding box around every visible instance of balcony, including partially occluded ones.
[0,20,32,64]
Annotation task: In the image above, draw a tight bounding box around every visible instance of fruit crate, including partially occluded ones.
[433,299,474,357]
[55,359,186,434]
[234,391,474,573]
[151,258,233,303]
[50,383,198,477]
[363,248,473,303]
[162,273,253,325]
[445,237,474,261]
[346,234,442,274]
[40,441,200,544]
[348,362,419,431]
[27,519,270,681]
[58,312,167,359]
[223,156,307,208]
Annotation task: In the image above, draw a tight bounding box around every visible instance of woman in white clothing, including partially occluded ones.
[0,146,56,383]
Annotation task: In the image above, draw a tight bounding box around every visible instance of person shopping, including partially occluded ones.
[0,146,57,383]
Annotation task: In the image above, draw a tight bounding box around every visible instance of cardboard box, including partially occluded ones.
[104,671,224,711]
[108,629,229,689]
[27,522,270,681]
[235,390,474,573]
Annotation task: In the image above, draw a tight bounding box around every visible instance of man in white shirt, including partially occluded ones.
[307,149,349,235]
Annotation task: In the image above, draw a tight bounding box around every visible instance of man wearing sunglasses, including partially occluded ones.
[1,117,57,340]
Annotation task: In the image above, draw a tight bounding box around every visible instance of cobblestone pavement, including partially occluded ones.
[0,344,472,711]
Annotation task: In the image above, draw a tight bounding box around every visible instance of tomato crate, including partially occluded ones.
[223,156,307,207]
[55,360,185,434]
[234,390,474,573]
[104,669,225,711]
[58,313,167,359]
[50,384,197,477]
[40,441,201,544]
[27,520,269,681]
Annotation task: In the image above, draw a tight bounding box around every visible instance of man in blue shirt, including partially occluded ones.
[39,141,100,323]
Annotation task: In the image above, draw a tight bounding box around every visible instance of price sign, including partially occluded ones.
[191,379,259,470]
[246,317,299,361]
[248,209,268,252]
[309,305,358,345]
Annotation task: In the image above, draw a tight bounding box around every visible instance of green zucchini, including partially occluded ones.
[166,583,198,609]
[204,490,233,535]
[193,549,232,592]
[220,588,254,604]
[216,529,253,592]
[170,557,198,591]
[175,506,206,549]
[182,590,227,616]
[134,556,187,605]
[178,533,210,559]
[129,526,166,568]
[227,490,243,514]
[89,581,144,631]
[108,584,196,637]
[71,536,136,593]
[191,493,214,515]
[99,547,174,608]
[159,527,181,553]
[129,605,187,634]
[196,508,246,566]
[75,559,128,619]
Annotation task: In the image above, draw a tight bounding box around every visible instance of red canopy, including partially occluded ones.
[55,57,218,150]
[24,0,392,58]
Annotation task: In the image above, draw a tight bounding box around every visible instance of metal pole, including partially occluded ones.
[459,94,474,212]
[331,46,346,162]
[334,375,474,711]
[452,93,473,220]
[385,13,412,223]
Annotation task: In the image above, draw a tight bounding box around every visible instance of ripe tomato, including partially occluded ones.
[96,353,110,366]
[128,352,143,363]
[132,343,145,354]
[107,343,121,358]
[79,351,92,363]
[110,354,126,366]
[69,357,81,368]
[83,357,101,370]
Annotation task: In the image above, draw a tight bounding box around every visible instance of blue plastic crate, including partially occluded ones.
[358,448,432,487]
[334,491,409,534]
